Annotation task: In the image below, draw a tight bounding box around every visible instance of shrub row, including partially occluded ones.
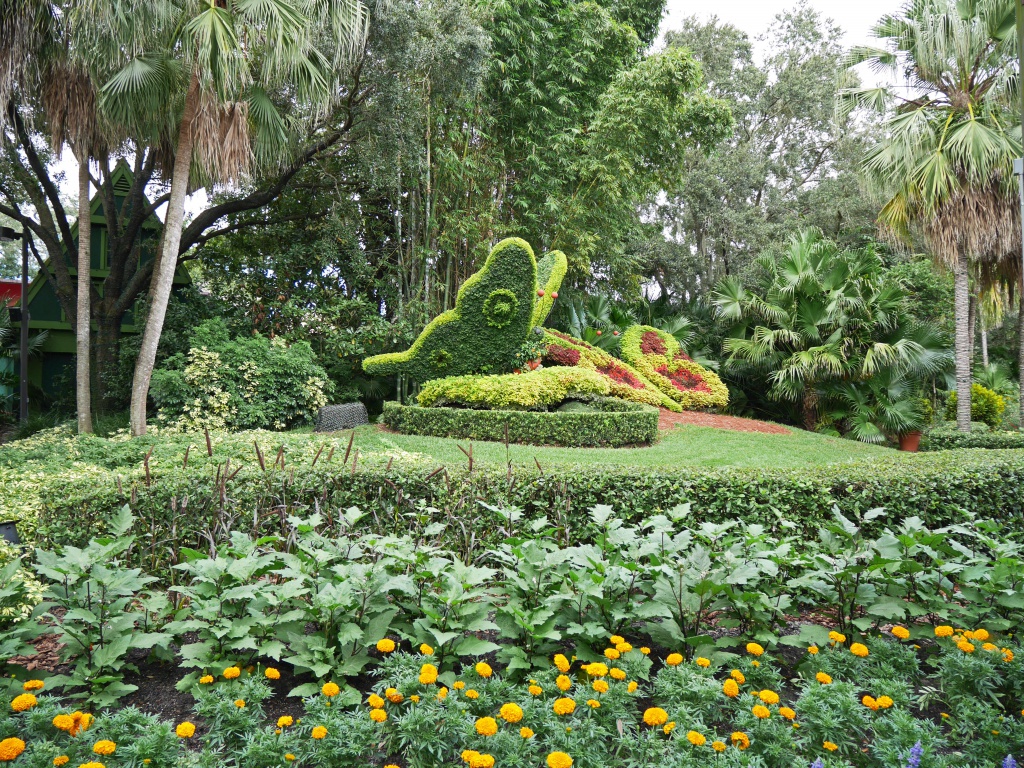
[416,367,610,410]
[381,398,658,447]
[921,430,1024,451]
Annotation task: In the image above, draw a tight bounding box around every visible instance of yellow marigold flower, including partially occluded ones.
[731,732,750,750]
[686,730,705,745]
[643,707,668,727]
[376,638,396,653]
[529,685,543,696]
[76,712,94,733]
[850,643,869,658]
[640,647,651,655]
[604,647,620,660]
[367,693,385,709]
[745,643,764,657]
[723,679,740,698]
[587,699,600,708]
[815,672,832,685]
[199,674,214,684]
[410,695,420,703]
[609,635,624,645]
[11,693,37,712]
[712,741,727,752]
[386,687,403,703]
[934,625,954,638]
[957,640,976,653]
[54,757,70,766]
[546,752,573,768]
[235,699,247,708]
[592,680,609,694]
[223,666,241,679]
[758,690,779,705]
[0,738,26,762]
[808,645,819,655]
[877,695,893,709]
[610,667,626,680]
[419,664,439,685]
[471,756,495,768]
[616,642,632,653]
[54,714,75,732]
[438,687,448,701]
[419,643,434,655]
[665,653,683,666]
[627,681,638,693]
[779,706,796,720]
[941,712,950,719]
[752,705,770,719]
[370,709,387,723]
[277,716,293,728]
[695,657,711,668]
[453,681,465,690]
[891,626,910,640]
[828,631,845,644]
[465,690,479,699]
[462,750,480,764]
[176,722,196,738]
[77,763,105,768]
[751,660,760,667]
[556,675,572,691]
[824,741,838,751]
[1004,650,1015,662]
[584,662,608,678]
[862,695,878,710]
[974,628,990,641]
[520,727,534,738]
[730,670,745,684]
[312,725,328,738]
[475,717,498,736]
[663,721,676,734]
[553,697,576,715]
[92,740,116,756]
[554,654,570,673]
[475,662,493,678]
[23,680,44,691]
[319,681,338,697]
[500,703,523,723]
[384,765,400,768]
[982,642,998,652]
[264,667,280,680]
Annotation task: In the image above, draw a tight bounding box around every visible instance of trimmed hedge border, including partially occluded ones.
[921,430,1024,451]
[381,398,659,447]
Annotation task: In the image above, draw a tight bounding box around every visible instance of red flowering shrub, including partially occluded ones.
[657,365,711,394]
[598,362,645,390]
[544,344,581,367]
[640,332,667,356]
[620,325,728,410]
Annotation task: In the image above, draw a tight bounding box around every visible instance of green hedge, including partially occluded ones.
[921,429,1024,451]
[417,367,609,409]
[382,397,658,446]
[32,444,1024,575]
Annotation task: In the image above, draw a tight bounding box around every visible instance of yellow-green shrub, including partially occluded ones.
[619,325,728,410]
[944,384,1005,428]
[417,367,609,410]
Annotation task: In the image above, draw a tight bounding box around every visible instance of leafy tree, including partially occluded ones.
[647,5,875,304]
[844,0,1020,432]
[712,229,950,434]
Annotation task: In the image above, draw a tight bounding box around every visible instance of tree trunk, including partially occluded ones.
[75,150,93,434]
[96,311,124,413]
[801,388,817,432]
[129,73,199,437]
[967,292,977,369]
[953,251,972,432]
[981,326,988,368]
[1019,278,1024,431]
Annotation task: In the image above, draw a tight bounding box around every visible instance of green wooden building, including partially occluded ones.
[19,162,191,397]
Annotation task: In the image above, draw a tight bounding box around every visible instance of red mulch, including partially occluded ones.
[659,409,791,435]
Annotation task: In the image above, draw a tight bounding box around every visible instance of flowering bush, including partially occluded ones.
[619,325,729,410]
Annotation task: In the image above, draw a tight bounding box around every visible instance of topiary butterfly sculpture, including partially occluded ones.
[619,325,728,410]
[363,238,568,382]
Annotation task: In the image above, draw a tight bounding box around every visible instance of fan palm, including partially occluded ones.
[68,0,370,435]
[842,0,1021,432]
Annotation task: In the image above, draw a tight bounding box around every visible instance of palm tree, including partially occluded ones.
[842,0,1021,432]
[71,0,370,436]
[712,229,949,431]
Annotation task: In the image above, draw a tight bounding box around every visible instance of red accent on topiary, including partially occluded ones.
[656,365,711,394]
[674,351,692,362]
[640,331,667,356]
[598,362,645,390]
[544,344,581,367]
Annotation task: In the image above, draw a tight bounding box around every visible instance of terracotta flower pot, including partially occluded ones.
[899,430,923,452]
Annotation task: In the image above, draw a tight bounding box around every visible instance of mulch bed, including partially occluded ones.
[658,409,791,435]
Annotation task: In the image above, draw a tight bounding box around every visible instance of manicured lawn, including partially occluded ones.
[352,421,892,469]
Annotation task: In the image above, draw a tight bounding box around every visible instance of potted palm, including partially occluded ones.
[825,373,929,450]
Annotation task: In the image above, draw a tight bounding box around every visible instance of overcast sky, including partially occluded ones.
[660,0,897,51]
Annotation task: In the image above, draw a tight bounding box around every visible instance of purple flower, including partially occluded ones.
[1004,756,1019,768]
[905,741,923,768]
[810,760,825,768]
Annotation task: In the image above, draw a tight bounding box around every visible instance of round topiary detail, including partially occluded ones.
[430,348,452,370]
[483,289,520,328]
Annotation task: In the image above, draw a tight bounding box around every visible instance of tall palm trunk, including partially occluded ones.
[129,73,199,436]
[953,251,972,431]
[75,150,93,434]
[1019,278,1024,432]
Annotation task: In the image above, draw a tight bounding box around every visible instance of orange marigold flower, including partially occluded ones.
[11,693,37,712]
[53,756,70,766]
[199,675,214,684]
[385,688,403,704]
[584,662,608,678]
[176,722,196,738]
[419,664,439,685]
[731,732,750,750]
[862,695,878,711]
[665,653,683,666]
[957,640,976,653]
[322,682,341,697]
[264,667,280,680]
[730,670,745,684]
[663,721,676,734]
[223,666,241,680]
[828,631,845,644]
[816,672,832,685]
[850,643,869,658]
[284,756,295,763]
[546,752,573,768]
[891,626,910,640]
[556,675,572,691]
[808,645,819,655]
[1004,650,1015,662]
[610,667,626,681]
[973,628,990,641]
[367,693,385,709]
[312,725,328,738]
[779,707,796,720]
[723,679,740,698]
[758,690,779,705]
[983,642,998,652]
[752,705,770,719]
[370,709,387,723]
[609,635,624,645]
[465,690,479,699]
[616,642,632,653]
[92,740,116,755]
[603,648,620,661]
[520,727,534,738]
[554,654,570,673]
[627,681,638,693]
[695,657,711,668]
[712,741,727,752]
[876,695,893,709]
[278,716,293,728]
[553,698,576,716]
[824,741,838,751]
[934,625,954,638]
[453,681,465,690]
[639,647,651,655]
[686,730,705,746]
[410,695,421,703]
[475,662,493,678]
[592,680,609,694]
[475,717,498,736]
[745,643,764,657]
[53,714,75,732]
[0,738,26,762]
[22,680,44,691]
[419,643,434,655]
[529,685,543,696]
[586,699,600,708]
[376,638,396,653]
[499,703,523,723]
[643,707,668,726]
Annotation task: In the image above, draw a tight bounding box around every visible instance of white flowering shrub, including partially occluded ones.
[151,319,334,432]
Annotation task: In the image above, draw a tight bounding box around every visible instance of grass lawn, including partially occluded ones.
[352,421,893,469]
